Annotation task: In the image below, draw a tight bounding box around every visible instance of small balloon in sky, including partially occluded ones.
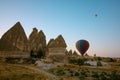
[94,14,98,17]
[76,39,89,56]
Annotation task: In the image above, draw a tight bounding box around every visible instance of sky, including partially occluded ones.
[0,0,120,57]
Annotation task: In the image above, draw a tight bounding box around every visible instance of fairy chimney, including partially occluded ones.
[47,35,67,56]
[1,22,28,52]
[29,29,46,54]
[29,27,38,51]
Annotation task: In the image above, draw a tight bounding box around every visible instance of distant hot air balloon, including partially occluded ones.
[76,39,89,56]
[95,14,98,17]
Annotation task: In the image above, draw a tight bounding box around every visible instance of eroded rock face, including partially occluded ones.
[29,27,38,51]
[47,35,67,56]
[37,30,46,51]
[0,39,20,51]
[29,28,46,54]
[1,22,28,51]
[48,35,67,48]
[0,22,68,61]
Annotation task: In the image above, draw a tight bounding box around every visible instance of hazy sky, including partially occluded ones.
[0,0,120,57]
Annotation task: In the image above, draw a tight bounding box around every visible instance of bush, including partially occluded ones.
[70,73,74,76]
[69,58,87,66]
[92,71,99,78]
[109,58,116,62]
[79,75,85,80]
[84,63,91,66]
[97,61,102,66]
[100,72,107,80]
[81,70,87,77]
[74,72,79,76]
[56,69,65,76]
[109,71,120,80]
[77,58,85,66]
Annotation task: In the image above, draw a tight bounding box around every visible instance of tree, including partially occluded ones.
[37,49,44,58]
[97,61,102,66]
[77,58,87,66]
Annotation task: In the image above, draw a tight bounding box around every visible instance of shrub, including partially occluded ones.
[97,61,102,66]
[56,69,65,76]
[70,73,74,76]
[109,71,120,80]
[81,70,87,77]
[100,72,107,80]
[74,72,79,76]
[77,58,85,66]
[79,75,85,80]
[69,58,87,66]
[92,71,99,78]
[84,63,91,66]
[69,59,77,64]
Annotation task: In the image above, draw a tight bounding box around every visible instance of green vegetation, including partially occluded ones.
[109,71,120,80]
[48,64,120,80]
[69,58,87,66]
[97,61,102,66]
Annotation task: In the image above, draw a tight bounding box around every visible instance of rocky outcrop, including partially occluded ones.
[1,22,28,52]
[29,28,46,55]
[0,22,70,61]
[0,39,20,51]
[47,35,67,62]
[65,49,69,55]
[47,39,54,48]
[68,49,73,56]
[38,30,46,51]
[29,27,38,51]
[48,35,67,48]
[29,28,38,45]
[47,35,67,56]
[73,51,79,56]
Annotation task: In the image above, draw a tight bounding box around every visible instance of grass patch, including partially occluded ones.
[0,63,52,80]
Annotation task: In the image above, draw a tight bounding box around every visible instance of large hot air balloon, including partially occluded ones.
[76,39,89,56]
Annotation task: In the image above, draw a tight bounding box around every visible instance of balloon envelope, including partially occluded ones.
[76,40,89,56]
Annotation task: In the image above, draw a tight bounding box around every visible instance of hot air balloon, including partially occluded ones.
[76,39,89,56]
[95,14,98,17]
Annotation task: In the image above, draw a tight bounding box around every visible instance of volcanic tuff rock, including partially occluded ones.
[47,35,67,48]
[1,22,28,51]
[0,39,20,51]
[47,39,54,48]
[68,49,73,55]
[29,27,38,51]
[73,51,79,56]
[0,22,69,59]
[29,27,38,44]
[47,35,67,58]
[29,28,46,53]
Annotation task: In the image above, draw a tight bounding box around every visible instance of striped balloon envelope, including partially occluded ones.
[76,39,89,56]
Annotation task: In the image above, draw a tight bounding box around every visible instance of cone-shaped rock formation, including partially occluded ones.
[29,28,46,55]
[48,35,67,48]
[1,22,28,51]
